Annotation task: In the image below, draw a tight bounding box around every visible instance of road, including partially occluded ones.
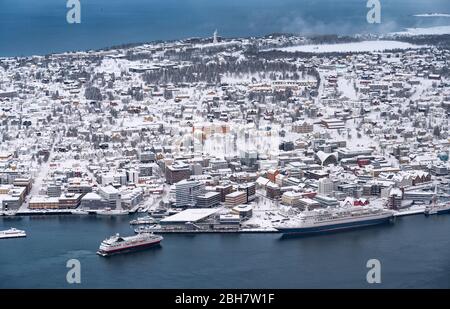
[18,142,56,212]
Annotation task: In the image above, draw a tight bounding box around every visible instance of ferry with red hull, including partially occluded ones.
[97,232,163,256]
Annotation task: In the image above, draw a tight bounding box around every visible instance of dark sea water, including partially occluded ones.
[0,0,450,56]
[1,214,449,288]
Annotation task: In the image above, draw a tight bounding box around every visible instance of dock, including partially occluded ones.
[135,227,279,234]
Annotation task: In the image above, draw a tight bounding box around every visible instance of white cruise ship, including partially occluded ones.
[97,232,163,256]
[425,203,450,216]
[275,206,394,235]
[0,228,27,239]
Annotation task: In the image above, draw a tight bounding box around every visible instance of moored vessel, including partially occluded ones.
[71,208,89,215]
[96,207,129,216]
[130,216,157,225]
[276,206,394,235]
[425,203,450,216]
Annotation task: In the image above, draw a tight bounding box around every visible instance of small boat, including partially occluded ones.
[167,208,182,216]
[149,208,169,218]
[130,216,157,225]
[4,210,16,216]
[137,206,149,213]
[0,228,26,239]
[71,208,89,215]
[97,208,129,216]
[134,225,158,234]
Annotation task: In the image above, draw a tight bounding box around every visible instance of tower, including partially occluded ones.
[213,29,218,44]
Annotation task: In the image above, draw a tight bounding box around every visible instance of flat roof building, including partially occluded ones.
[224,191,247,208]
[160,208,218,226]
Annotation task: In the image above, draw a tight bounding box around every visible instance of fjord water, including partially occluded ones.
[1,0,450,56]
[1,214,449,288]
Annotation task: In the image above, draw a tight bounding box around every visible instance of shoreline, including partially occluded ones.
[1,26,450,60]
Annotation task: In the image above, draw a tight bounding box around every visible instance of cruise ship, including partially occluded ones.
[425,203,450,216]
[275,206,394,235]
[0,228,27,239]
[97,232,163,256]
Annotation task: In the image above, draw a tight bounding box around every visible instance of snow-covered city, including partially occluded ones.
[1,30,449,236]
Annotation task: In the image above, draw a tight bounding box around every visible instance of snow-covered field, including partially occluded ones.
[276,40,424,53]
[392,25,450,36]
[413,13,450,18]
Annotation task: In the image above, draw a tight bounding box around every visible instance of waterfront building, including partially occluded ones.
[12,177,32,195]
[196,191,221,208]
[98,185,122,209]
[58,193,82,209]
[218,214,241,226]
[121,187,144,208]
[232,204,253,219]
[224,191,247,207]
[388,187,403,210]
[80,192,108,209]
[29,196,60,209]
[175,179,205,208]
[159,208,218,227]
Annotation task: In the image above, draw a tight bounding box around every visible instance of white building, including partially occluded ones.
[175,179,205,208]
[98,185,121,209]
[318,177,334,196]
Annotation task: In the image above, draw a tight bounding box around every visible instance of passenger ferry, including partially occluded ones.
[0,228,27,239]
[97,232,163,256]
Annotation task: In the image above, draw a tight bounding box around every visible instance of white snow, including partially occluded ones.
[276,41,424,54]
[392,25,450,36]
[413,13,450,18]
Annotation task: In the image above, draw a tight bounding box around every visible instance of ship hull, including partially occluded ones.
[437,208,450,215]
[277,216,392,235]
[97,239,161,256]
[425,206,450,216]
[0,233,26,239]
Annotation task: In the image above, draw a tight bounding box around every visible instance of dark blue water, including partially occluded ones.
[0,0,450,57]
[1,214,449,288]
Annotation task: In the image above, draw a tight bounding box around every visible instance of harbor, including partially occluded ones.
[2,201,449,235]
[1,213,449,288]
[134,226,279,234]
